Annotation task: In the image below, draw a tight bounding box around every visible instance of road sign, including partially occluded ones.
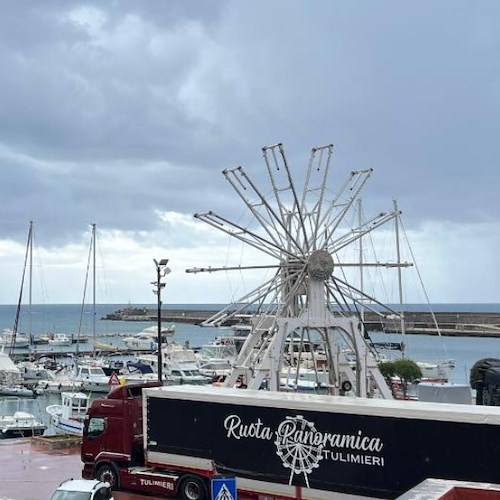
[211,475,237,500]
[108,372,121,386]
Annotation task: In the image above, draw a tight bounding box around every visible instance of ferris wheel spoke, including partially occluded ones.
[262,144,310,253]
[300,145,334,247]
[200,270,286,326]
[328,277,402,318]
[194,211,293,260]
[223,166,300,253]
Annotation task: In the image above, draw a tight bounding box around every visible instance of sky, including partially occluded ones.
[0,1,499,305]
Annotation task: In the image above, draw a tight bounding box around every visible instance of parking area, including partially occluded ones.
[0,440,166,500]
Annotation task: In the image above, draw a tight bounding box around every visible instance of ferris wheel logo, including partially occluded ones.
[274,415,324,487]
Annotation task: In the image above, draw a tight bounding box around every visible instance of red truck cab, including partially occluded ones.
[82,382,203,498]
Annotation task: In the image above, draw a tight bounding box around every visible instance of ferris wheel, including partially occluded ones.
[187,143,407,398]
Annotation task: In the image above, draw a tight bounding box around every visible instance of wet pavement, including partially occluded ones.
[0,439,167,500]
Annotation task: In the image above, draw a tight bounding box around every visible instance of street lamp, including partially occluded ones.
[152,258,171,383]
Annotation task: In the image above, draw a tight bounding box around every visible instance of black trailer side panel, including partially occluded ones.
[146,396,500,499]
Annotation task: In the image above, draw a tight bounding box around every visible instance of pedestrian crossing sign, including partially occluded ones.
[211,475,237,500]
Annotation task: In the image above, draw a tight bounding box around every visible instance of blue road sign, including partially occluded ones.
[211,475,237,500]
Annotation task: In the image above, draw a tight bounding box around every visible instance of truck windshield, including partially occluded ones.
[85,417,106,437]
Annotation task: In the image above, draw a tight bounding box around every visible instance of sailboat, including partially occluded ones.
[0,222,40,397]
[73,224,119,392]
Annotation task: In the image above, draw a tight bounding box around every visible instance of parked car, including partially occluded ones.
[49,479,113,500]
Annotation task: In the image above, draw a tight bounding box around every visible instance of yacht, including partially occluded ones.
[138,342,212,385]
[123,325,176,351]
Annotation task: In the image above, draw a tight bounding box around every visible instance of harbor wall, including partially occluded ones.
[103,308,500,337]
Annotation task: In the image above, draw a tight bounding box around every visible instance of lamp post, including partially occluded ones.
[152,258,170,383]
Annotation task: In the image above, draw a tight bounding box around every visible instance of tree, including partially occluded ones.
[379,359,422,399]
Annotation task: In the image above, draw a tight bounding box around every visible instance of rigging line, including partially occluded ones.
[357,204,393,308]
[399,218,449,356]
[327,211,399,254]
[77,230,93,361]
[317,169,373,243]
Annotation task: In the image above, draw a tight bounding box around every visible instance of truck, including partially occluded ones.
[82,382,500,499]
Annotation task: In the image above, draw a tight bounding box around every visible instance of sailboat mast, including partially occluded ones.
[91,223,96,356]
[29,220,33,345]
[10,222,33,356]
[393,199,406,354]
[358,199,364,323]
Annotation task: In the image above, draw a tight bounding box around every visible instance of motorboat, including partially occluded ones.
[138,342,212,385]
[121,361,160,384]
[74,364,116,393]
[47,333,72,346]
[0,410,46,438]
[46,391,90,436]
[123,325,176,352]
[416,359,456,381]
[195,339,237,379]
[122,332,159,352]
[0,329,30,348]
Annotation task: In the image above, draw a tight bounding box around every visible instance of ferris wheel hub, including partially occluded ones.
[307,250,334,281]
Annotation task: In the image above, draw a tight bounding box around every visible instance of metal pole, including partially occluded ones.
[156,263,163,383]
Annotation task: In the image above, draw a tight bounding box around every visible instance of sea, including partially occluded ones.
[1,302,500,429]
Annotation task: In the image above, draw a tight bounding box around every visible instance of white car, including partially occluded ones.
[50,479,114,500]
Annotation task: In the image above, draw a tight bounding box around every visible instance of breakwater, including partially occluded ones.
[103,307,500,337]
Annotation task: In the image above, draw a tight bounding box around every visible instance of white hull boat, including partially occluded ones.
[123,325,176,352]
[0,411,46,439]
[416,359,455,381]
[46,391,90,436]
[47,333,72,346]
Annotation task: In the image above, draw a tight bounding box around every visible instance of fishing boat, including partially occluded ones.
[46,391,90,436]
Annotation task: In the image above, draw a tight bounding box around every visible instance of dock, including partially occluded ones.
[103,307,500,337]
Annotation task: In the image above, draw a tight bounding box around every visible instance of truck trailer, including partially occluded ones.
[82,382,500,499]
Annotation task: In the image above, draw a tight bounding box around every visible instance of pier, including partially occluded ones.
[103,307,500,337]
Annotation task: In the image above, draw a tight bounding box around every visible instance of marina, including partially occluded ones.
[1,145,500,499]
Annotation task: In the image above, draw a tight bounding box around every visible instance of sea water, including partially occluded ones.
[1,303,500,383]
[2,303,500,429]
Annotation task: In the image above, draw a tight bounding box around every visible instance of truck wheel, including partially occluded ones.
[179,475,208,500]
[95,463,120,490]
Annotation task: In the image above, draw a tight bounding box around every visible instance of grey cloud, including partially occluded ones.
[0,0,499,250]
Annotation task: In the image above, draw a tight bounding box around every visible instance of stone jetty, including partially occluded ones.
[102,307,500,337]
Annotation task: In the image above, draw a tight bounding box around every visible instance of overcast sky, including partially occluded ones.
[0,1,498,305]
